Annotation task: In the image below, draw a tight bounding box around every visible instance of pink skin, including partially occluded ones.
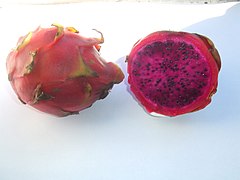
[127,31,220,117]
[7,25,124,117]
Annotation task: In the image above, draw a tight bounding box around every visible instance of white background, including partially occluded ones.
[0,2,240,180]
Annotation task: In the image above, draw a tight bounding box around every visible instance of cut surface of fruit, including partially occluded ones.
[127,31,221,116]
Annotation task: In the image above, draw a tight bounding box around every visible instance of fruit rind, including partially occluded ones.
[7,24,124,117]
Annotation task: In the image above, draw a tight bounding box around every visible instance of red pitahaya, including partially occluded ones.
[127,31,221,117]
[6,24,124,117]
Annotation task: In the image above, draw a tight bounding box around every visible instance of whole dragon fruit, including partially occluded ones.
[6,24,124,117]
[127,31,221,117]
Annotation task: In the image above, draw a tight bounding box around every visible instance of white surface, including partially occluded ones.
[0,2,240,180]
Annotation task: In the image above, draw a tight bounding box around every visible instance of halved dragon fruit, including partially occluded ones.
[127,31,221,117]
[6,24,124,117]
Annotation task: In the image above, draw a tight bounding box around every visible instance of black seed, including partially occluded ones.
[163,82,167,88]
[176,87,181,91]
[195,71,200,75]
[188,45,193,49]
[146,45,152,49]
[202,82,207,87]
[175,54,180,60]
[193,53,199,60]
[183,55,189,60]
[153,42,162,49]
[156,78,162,83]
[134,61,141,68]
[160,102,166,106]
[178,42,186,50]
[162,52,165,58]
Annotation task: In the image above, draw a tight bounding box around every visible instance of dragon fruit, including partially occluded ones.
[6,24,124,117]
[127,31,221,117]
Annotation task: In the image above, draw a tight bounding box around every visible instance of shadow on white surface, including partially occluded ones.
[183,2,240,122]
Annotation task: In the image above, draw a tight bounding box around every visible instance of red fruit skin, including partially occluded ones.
[7,25,124,117]
[127,31,221,117]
